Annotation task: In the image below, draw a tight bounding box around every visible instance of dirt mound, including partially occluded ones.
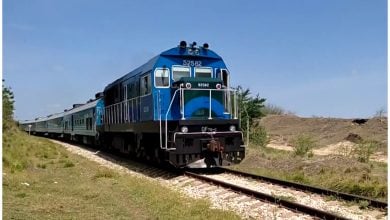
[258,115,387,150]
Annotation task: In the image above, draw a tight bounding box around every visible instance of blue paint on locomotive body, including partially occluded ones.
[183,96,226,119]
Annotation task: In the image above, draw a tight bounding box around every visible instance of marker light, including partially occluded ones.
[181,126,188,133]
[229,125,236,132]
[185,83,192,89]
[216,83,222,89]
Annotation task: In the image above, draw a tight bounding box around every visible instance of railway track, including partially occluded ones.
[52,139,387,219]
[184,170,349,220]
[215,167,387,209]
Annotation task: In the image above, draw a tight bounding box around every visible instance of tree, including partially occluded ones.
[237,86,266,132]
[374,107,387,118]
[3,80,15,129]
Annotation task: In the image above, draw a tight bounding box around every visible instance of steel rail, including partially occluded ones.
[217,167,387,209]
[184,171,349,220]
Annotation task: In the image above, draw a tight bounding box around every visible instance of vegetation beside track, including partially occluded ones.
[233,146,387,201]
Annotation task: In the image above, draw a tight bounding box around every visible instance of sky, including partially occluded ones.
[4,0,387,120]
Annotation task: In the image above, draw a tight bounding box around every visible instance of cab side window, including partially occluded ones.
[141,74,151,95]
[154,68,170,88]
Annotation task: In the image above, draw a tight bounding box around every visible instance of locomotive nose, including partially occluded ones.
[172,77,226,119]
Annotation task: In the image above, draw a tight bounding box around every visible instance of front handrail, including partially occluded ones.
[162,87,239,150]
[163,89,180,150]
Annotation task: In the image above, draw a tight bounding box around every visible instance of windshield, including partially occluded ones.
[195,67,212,78]
[172,66,191,81]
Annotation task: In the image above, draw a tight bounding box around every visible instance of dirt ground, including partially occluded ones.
[258,115,388,163]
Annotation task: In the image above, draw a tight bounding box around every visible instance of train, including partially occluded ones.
[19,41,245,168]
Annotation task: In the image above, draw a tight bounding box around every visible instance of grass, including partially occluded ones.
[233,145,387,200]
[3,126,240,220]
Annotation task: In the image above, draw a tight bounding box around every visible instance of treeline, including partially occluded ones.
[3,80,15,130]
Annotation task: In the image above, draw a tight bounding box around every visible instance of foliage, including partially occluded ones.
[3,80,15,129]
[358,200,370,209]
[355,140,378,163]
[291,134,316,157]
[262,103,285,115]
[236,86,266,131]
[337,143,354,157]
[250,125,269,148]
[374,107,387,118]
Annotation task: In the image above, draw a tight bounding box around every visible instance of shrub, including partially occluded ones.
[355,140,378,163]
[262,103,285,115]
[37,163,47,169]
[250,125,269,148]
[93,169,117,179]
[358,200,370,209]
[63,161,75,168]
[292,134,316,157]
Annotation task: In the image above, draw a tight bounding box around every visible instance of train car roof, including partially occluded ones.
[46,112,65,120]
[104,45,222,91]
[19,119,37,125]
[19,112,64,124]
[63,98,102,116]
[32,117,49,123]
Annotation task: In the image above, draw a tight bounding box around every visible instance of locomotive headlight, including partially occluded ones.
[185,83,192,89]
[216,83,222,89]
[229,125,236,132]
[181,126,189,133]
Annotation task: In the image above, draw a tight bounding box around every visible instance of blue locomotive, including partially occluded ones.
[20,41,245,167]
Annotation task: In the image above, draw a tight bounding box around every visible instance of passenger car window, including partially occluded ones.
[154,68,170,88]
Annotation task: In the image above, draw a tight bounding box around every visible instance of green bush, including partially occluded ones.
[292,134,316,157]
[63,160,75,168]
[355,140,378,163]
[93,169,117,179]
[250,125,269,148]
